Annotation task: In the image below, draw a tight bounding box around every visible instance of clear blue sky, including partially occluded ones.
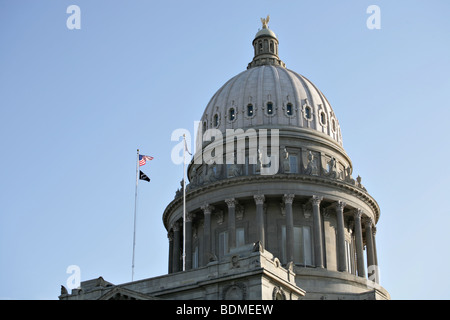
[1,0,449,300]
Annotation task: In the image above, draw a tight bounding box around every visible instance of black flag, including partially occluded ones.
[139,170,150,182]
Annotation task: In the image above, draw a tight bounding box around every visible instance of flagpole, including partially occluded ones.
[182,135,186,271]
[132,148,139,281]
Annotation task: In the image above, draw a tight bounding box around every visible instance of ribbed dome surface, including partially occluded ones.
[201,65,343,146]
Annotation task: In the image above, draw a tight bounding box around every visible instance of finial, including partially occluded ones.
[260,14,270,29]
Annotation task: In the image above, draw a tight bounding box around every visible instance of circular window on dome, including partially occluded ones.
[319,111,327,126]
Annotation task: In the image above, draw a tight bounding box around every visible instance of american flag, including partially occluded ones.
[139,155,154,166]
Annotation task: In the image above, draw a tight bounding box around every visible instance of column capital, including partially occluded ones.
[201,204,214,215]
[186,212,194,222]
[353,208,363,220]
[172,222,181,232]
[335,200,346,211]
[254,194,265,205]
[311,195,323,206]
[364,216,374,228]
[225,198,237,208]
[283,194,295,205]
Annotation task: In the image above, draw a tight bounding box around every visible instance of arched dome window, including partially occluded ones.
[304,106,312,120]
[320,111,327,126]
[213,114,219,127]
[247,104,254,117]
[267,102,274,115]
[286,103,293,116]
[229,108,236,121]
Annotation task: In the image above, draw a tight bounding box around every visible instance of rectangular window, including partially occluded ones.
[281,225,312,266]
[345,240,353,274]
[246,155,256,175]
[192,246,199,269]
[236,227,245,247]
[219,231,228,258]
[289,155,298,173]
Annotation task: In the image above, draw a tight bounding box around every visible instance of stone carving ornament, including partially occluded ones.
[304,151,319,176]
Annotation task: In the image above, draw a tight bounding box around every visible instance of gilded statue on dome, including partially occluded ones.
[261,15,270,29]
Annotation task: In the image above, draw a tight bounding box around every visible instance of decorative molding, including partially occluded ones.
[222,282,247,300]
[215,210,224,225]
[163,174,381,230]
[272,286,287,300]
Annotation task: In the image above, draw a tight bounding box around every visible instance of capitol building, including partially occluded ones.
[59,18,390,300]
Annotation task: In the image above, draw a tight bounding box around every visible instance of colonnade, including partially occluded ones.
[167,194,379,283]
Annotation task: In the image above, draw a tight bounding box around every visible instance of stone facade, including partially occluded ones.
[60,245,305,300]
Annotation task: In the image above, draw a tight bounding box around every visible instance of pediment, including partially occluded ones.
[98,286,160,300]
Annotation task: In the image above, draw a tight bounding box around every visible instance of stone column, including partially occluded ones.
[254,195,266,249]
[365,217,376,280]
[167,231,173,274]
[335,201,347,272]
[312,196,324,268]
[172,222,181,273]
[283,194,295,263]
[225,198,237,249]
[184,213,193,270]
[201,204,213,265]
[354,209,365,278]
[373,226,379,283]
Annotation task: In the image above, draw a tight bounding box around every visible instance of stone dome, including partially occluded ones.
[200,21,343,148]
[200,66,343,147]
[254,27,277,39]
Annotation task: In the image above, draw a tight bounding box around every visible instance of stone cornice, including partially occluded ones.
[163,173,380,229]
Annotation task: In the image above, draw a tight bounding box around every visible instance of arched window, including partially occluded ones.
[320,111,327,125]
[304,106,312,120]
[213,114,219,127]
[229,108,235,121]
[267,102,273,115]
[247,104,254,117]
[286,103,293,116]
